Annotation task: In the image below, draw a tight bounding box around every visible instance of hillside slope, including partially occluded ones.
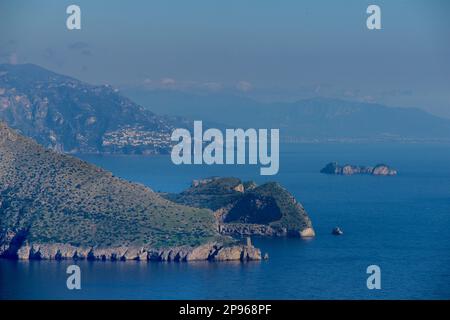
[0,122,253,261]
[0,64,185,154]
[164,177,315,237]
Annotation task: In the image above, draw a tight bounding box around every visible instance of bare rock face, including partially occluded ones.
[120,247,145,261]
[1,238,228,263]
[299,227,316,238]
[22,243,91,260]
[6,241,263,262]
[372,164,397,176]
[16,244,31,260]
[213,246,243,261]
[186,243,217,261]
[211,244,262,262]
[242,245,262,260]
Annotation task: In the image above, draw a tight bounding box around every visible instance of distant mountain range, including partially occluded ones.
[0,63,188,154]
[124,89,450,142]
[2,63,450,155]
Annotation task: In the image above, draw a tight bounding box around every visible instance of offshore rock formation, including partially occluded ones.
[0,122,260,261]
[320,162,397,176]
[163,177,315,238]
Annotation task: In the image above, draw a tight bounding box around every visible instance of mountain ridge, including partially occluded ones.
[124,88,450,142]
[0,63,183,154]
[3,63,450,150]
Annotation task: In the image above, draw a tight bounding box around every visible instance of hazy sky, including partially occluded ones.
[1,0,450,117]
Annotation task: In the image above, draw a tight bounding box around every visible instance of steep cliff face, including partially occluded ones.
[0,63,183,154]
[11,242,261,262]
[0,122,262,261]
[164,177,315,238]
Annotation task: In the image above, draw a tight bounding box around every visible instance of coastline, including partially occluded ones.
[0,241,263,262]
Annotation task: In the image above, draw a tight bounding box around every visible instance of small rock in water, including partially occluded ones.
[332,227,344,235]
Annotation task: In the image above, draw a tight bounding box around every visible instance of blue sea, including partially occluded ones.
[1,143,450,299]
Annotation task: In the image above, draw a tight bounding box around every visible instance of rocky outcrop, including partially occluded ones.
[164,177,315,238]
[372,165,397,176]
[299,227,316,237]
[185,242,217,261]
[212,245,261,261]
[320,162,397,176]
[331,227,343,236]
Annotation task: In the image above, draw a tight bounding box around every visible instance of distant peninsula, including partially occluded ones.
[0,63,178,155]
[320,162,397,176]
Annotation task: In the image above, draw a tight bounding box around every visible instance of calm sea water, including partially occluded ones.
[1,143,450,299]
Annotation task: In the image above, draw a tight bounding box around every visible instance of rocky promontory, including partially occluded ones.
[0,122,261,262]
[320,162,397,176]
[163,177,315,238]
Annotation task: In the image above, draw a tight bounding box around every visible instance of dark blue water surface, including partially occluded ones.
[1,143,450,299]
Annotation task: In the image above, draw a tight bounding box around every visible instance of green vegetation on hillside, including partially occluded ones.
[0,122,220,249]
[163,177,313,235]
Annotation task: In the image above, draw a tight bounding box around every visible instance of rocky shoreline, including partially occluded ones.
[1,241,263,262]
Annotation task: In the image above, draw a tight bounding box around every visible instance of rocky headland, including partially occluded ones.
[0,123,315,262]
[163,177,315,238]
[320,162,397,176]
[0,122,262,262]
